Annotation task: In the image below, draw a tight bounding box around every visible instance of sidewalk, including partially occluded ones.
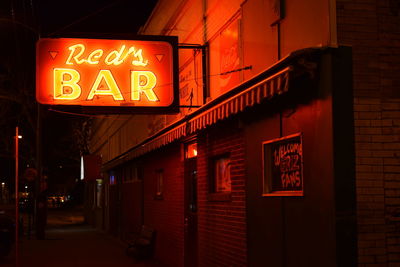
[0,208,157,267]
[2,224,156,267]
[29,225,154,267]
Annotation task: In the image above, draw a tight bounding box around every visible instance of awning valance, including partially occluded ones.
[187,66,291,133]
[102,46,326,171]
[128,66,291,160]
[104,65,292,170]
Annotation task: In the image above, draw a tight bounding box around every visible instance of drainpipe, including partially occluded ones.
[202,0,210,103]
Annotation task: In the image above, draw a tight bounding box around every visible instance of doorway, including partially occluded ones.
[184,142,198,267]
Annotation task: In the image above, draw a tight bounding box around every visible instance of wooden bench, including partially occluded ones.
[126,225,156,260]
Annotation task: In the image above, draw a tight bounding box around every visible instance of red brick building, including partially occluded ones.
[84,0,400,266]
[337,1,400,266]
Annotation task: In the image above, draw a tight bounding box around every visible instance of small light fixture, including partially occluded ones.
[185,143,198,159]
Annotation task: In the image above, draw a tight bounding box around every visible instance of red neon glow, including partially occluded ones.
[36,38,175,107]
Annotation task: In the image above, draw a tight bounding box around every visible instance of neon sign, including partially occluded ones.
[36,37,179,113]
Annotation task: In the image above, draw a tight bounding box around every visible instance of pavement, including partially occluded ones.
[0,206,157,267]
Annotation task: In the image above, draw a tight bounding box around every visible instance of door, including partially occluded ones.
[184,157,198,267]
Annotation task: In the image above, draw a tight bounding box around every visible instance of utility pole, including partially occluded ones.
[35,103,46,240]
[15,126,19,267]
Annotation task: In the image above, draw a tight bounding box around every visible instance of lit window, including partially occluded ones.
[80,156,84,180]
[185,142,198,159]
[109,171,116,185]
[212,155,231,193]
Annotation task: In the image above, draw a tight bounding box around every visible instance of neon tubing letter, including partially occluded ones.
[131,71,158,101]
[87,70,124,100]
[66,44,86,65]
[105,45,126,66]
[53,68,82,100]
[87,49,103,64]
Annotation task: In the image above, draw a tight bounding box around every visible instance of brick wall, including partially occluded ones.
[197,120,247,267]
[121,181,143,238]
[142,145,184,267]
[337,0,400,265]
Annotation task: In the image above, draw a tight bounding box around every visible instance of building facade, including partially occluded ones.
[84,0,400,266]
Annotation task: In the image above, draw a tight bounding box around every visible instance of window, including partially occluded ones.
[123,163,139,183]
[155,169,164,199]
[262,133,303,197]
[185,142,198,159]
[211,155,231,193]
[219,17,241,93]
[132,165,139,181]
[96,179,102,208]
[123,165,130,183]
[209,14,242,99]
[109,170,116,185]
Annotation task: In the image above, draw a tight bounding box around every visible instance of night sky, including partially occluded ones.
[36,0,157,36]
[0,0,157,192]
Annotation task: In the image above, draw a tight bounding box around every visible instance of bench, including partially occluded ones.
[126,225,156,260]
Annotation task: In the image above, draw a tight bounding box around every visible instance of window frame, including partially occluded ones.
[155,169,164,200]
[208,153,232,201]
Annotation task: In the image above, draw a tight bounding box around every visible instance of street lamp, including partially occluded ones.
[1,182,5,204]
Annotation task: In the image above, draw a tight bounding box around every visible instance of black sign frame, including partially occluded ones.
[36,34,180,115]
[262,132,304,197]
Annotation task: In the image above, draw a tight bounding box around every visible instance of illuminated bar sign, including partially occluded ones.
[36,36,179,113]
